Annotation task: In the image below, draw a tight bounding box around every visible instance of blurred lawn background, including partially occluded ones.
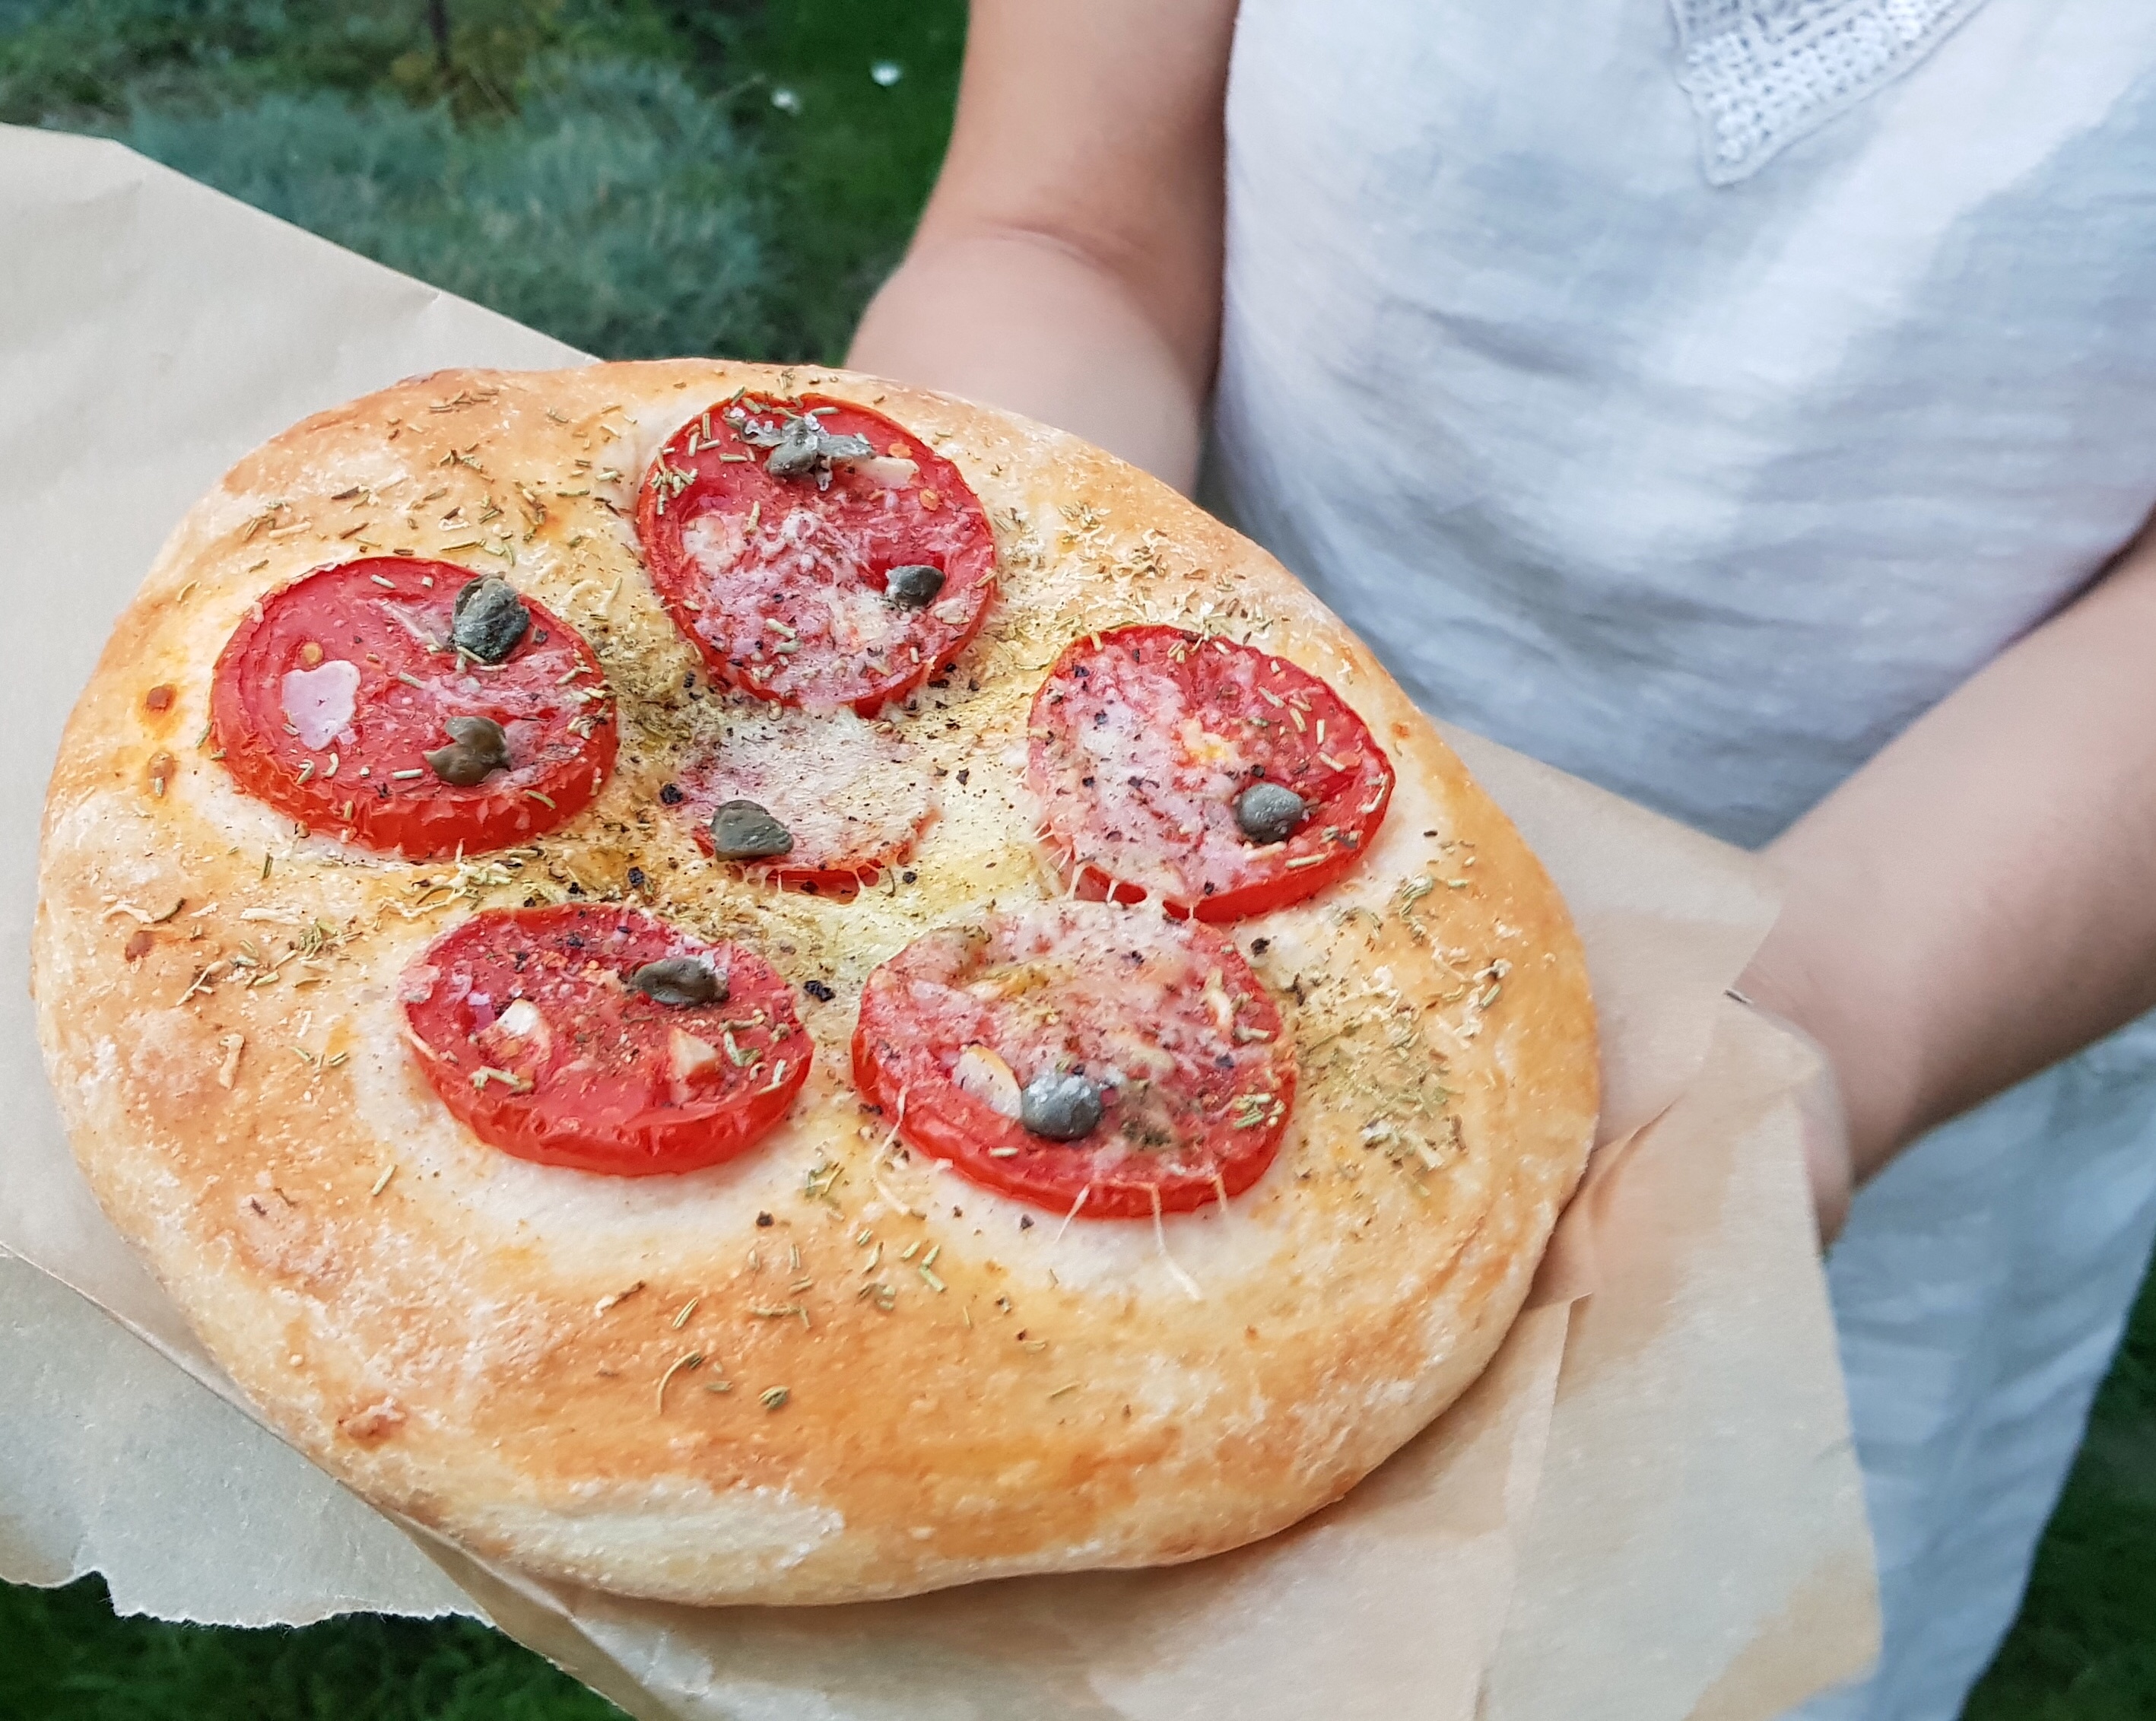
[0,0,963,360]
[0,2,2150,1715]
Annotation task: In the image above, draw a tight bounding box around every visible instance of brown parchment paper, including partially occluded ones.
[0,124,1876,1719]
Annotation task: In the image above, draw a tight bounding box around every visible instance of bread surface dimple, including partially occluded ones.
[31,360,1598,1605]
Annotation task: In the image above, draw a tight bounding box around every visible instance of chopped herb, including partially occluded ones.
[656,1351,705,1412]
[450,575,530,662]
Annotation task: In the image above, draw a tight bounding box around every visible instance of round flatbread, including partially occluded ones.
[33,360,1597,1606]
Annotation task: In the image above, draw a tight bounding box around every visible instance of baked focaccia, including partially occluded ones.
[33,361,1596,1605]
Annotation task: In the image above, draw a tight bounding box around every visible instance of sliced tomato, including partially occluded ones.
[1027,625,1393,921]
[210,558,615,859]
[635,394,997,714]
[668,705,935,897]
[402,904,809,1176]
[851,902,1294,1218]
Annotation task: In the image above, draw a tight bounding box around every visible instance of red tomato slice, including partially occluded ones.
[668,706,936,897]
[1027,625,1393,921]
[851,902,1294,1218]
[402,904,810,1176]
[635,394,997,714]
[211,558,615,859]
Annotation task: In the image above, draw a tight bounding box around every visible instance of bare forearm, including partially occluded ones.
[850,231,1207,490]
[1744,536,2156,1176]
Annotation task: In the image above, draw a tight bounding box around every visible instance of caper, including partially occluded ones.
[762,418,824,480]
[629,956,726,1008]
[1019,1071,1103,1141]
[884,564,945,609]
[1234,780,1307,846]
[423,714,510,787]
[710,799,794,860]
[451,576,529,663]
[751,412,877,484]
[735,412,788,449]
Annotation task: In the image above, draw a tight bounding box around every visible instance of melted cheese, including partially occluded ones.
[684,508,916,707]
[678,706,933,875]
[954,1043,1022,1118]
[497,998,543,1040]
[281,659,361,751]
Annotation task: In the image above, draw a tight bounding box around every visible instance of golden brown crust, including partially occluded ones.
[32,362,1597,1604]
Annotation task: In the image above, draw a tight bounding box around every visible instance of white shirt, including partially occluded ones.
[1208,5,2156,1716]
[1211,0,2156,846]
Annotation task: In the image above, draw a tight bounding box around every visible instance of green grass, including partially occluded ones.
[0,0,681,131]
[0,0,964,363]
[0,1586,626,1719]
[2,2,2151,1713]
[1964,1261,2156,1717]
[118,56,770,360]
[719,0,964,360]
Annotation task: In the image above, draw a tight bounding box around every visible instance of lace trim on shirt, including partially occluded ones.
[1669,0,1992,184]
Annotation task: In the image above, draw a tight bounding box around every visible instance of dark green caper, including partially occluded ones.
[884,564,945,609]
[710,799,795,861]
[629,956,726,1008]
[423,714,510,787]
[1234,780,1307,846]
[1019,1071,1103,1141]
[451,576,529,663]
